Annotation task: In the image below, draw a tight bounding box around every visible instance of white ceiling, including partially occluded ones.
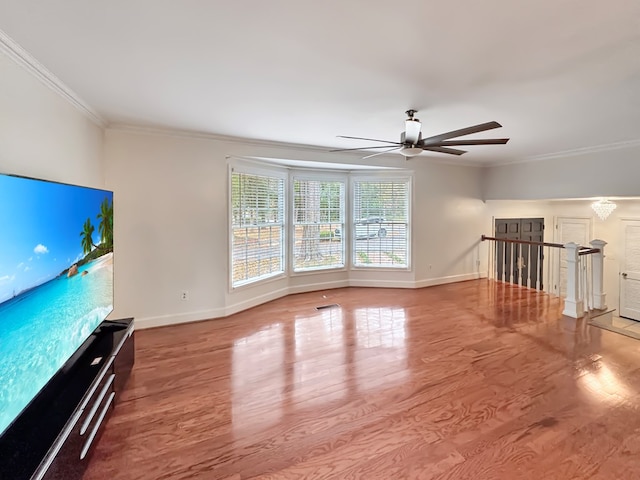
[1,0,639,166]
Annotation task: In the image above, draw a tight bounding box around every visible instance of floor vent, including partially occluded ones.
[316,304,340,310]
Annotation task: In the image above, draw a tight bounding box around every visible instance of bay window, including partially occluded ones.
[352,178,410,268]
[293,178,345,272]
[230,168,285,287]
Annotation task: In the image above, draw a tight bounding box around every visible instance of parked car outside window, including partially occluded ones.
[334,216,387,240]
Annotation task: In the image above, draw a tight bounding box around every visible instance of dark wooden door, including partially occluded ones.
[495,218,544,290]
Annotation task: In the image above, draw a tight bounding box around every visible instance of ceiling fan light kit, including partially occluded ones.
[400,146,423,157]
[332,110,510,159]
[404,109,421,144]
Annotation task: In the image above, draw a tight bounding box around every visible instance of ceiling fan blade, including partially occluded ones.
[337,135,402,145]
[421,146,467,156]
[428,138,510,147]
[420,121,503,145]
[362,147,402,160]
[330,145,404,153]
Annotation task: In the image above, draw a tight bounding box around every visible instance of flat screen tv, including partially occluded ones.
[0,174,113,437]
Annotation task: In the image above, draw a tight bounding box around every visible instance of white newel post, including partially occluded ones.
[590,239,607,310]
[563,242,584,318]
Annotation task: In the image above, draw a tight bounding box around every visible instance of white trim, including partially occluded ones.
[414,272,483,288]
[350,175,411,269]
[135,275,483,329]
[228,157,289,177]
[348,278,416,288]
[247,157,401,172]
[553,216,592,296]
[224,285,292,316]
[619,219,640,321]
[109,124,492,167]
[0,29,105,127]
[291,176,346,273]
[287,279,351,294]
[110,124,364,155]
[228,165,287,290]
[135,306,227,329]
[226,280,350,317]
[488,138,640,167]
[525,139,640,162]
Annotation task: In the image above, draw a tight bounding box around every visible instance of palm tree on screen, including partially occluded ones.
[80,218,95,255]
[97,198,113,251]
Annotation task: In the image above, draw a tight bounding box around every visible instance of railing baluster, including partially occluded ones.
[538,245,542,292]
[510,242,514,284]
[491,241,496,280]
[482,235,606,316]
[586,255,593,312]
[557,248,561,296]
[500,240,505,283]
[584,255,589,311]
[578,255,584,310]
[544,245,548,293]
[487,242,496,280]
[527,244,531,288]
[481,236,601,315]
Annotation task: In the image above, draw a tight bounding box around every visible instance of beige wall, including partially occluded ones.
[483,144,640,201]
[0,51,104,187]
[0,41,489,329]
[105,128,488,327]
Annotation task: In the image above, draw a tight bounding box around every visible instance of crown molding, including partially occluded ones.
[526,138,640,161]
[109,123,489,168]
[108,123,336,152]
[487,138,640,167]
[0,29,105,127]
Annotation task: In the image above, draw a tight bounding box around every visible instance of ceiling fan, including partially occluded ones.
[331,110,509,159]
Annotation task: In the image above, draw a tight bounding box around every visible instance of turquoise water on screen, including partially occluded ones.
[0,254,113,435]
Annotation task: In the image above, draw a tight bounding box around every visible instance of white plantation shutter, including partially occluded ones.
[231,171,285,287]
[352,179,410,268]
[293,179,345,271]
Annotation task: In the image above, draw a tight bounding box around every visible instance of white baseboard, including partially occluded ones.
[135,307,226,329]
[223,285,291,317]
[224,279,350,316]
[347,278,417,288]
[287,279,351,295]
[414,271,483,288]
[135,273,484,329]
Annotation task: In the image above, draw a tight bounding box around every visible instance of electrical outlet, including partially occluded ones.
[181,290,189,301]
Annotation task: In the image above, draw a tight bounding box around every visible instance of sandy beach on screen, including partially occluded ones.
[89,252,113,272]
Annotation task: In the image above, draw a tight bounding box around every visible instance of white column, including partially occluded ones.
[590,239,607,310]
[563,242,584,318]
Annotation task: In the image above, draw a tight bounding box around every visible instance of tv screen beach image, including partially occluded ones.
[0,175,113,435]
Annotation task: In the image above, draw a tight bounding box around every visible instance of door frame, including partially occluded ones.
[619,218,640,321]
[552,216,592,297]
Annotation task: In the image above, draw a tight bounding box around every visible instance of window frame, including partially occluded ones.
[228,163,288,289]
[290,173,347,274]
[228,161,413,289]
[350,175,412,271]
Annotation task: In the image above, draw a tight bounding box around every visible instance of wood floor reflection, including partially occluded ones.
[84,280,640,480]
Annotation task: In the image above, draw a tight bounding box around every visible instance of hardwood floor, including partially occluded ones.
[83,280,640,479]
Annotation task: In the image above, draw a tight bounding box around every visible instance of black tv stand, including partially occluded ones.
[0,318,135,480]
